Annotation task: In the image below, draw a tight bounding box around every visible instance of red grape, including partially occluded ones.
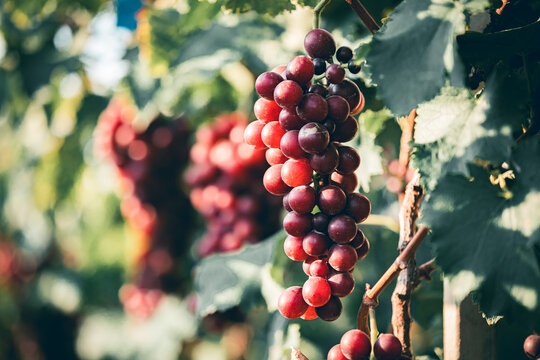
[274,80,304,109]
[312,212,329,233]
[331,172,358,193]
[286,56,315,85]
[281,158,313,187]
[284,235,309,261]
[288,185,317,214]
[265,148,288,165]
[327,344,349,360]
[328,244,358,271]
[255,71,283,100]
[278,286,309,319]
[328,214,357,244]
[304,29,336,60]
[244,120,266,149]
[310,259,330,278]
[283,211,313,236]
[280,130,307,159]
[301,305,318,320]
[263,164,291,195]
[346,193,371,223]
[302,276,332,307]
[261,121,286,149]
[340,330,371,360]
[303,256,317,275]
[318,185,347,215]
[327,270,355,297]
[254,98,281,123]
[524,334,540,359]
[374,334,403,360]
[303,231,330,256]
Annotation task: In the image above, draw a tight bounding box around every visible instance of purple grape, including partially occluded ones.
[279,108,306,131]
[328,214,357,244]
[332,115,358,143]
[328,79,361,112]
[315,296,342,321]
[313,58,327,75]
[336,46,353,63]
[326,64,346,84]
[326,96,350,123]
[309,143,339,175]
[298,122,330,154]
[336,145,360,174]
[255,71,283,100]
[297,94,328,123]
[312,212,329,233]
[308,84,328,97]
[304,29,336,60]
[283,211,313,236]
[318,185,347,215]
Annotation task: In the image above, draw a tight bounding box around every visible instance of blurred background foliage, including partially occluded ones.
[0,0,537,359]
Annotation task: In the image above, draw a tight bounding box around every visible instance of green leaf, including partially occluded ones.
[367,0,469,116]
[355,123,384,193]
[411,64,528,190]
[422,139,540,330]
[219,0,295,16]
[195,231,284,316]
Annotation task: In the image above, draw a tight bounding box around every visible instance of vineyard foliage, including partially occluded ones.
[0,0,539,359]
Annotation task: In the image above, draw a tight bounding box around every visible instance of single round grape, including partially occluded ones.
[280,130,307,159]
[301,306,318,320]
[340,330,372,360]
[331,172,358,193]
[315,295,342,321]
[302,276,332,307]
[322,118,336,134]
[336,46,353,63]
[312,212,329,233]
[261,121,286,149]
[337,145,361,174]
[263,164,291,195]
[524,334,540,359]
[284,235,309,261]
[348,60,361,74]
[266,148,288,165]
[328,79,361,111]
[254,98,281,123]
[310,259,330,278]
[283,192,293,212]
[327,344,349,360]
[326,96,350,123]
[310,143,339,175]
[328,214,357,244]
[304,29,336,60]
[297,94,329,123]
[286,56,315,85]
[332,115,358,143]
[326,64,346,84]
[350,230,366,249]
[356,238,370,261]
[308,83,328,97]
[346,193,371,223]
[303,256,317,275]
[327,270,355,297]
[283,211,312,236]
[288,185,317,214]
[328,244,358,272]
[303,231,330,257]
[256,71,283,100]
[313,58,327,75]
[318,185,347,215]
[278,286,308,319]
[281,158,313,187]
[274,80,304,109]
[298,122,330,154]
[374,334,403,360]
[279,108,306,131]
[244,120,266,149]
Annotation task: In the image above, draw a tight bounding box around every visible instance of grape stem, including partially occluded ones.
[313,0,332,29]
[343,0,380,34]
[356,225,429,333]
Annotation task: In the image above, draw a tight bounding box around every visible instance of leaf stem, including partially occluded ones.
[313,0,332,29]
[343,0,380,34]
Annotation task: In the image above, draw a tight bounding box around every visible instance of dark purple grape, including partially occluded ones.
[348,61,361,74]
[326,64,346,84]
[312,212,329,233]
[374,334,403,360]
[336,46,353,63]
[322,118,336,134]
[328,214,357,244]
[283,192,293,212]
[337,145,360,174]
[297,94,328,123]
[309,143,339,175]
[288,185,317,214]
[279,108,306,131]
[255,71,283,100]
[326,96,350,123]
[280,130,307,159]
[350,230,365,249]
[346,193,371,223]
[524,334,540,359]
[356,238,370,260]
[283,211,312,236]
[308,84,328,97]
[298,122,330,154]
[315,296,342,321]
[328,244,358,271]
[332,115,358,143]
[331,172,358,193]
[328,79,361,111]
[313,58,327,75]
[303,231,330,256]
[327,270,355,297]
[304,29,336,60]
[318,185,347,215]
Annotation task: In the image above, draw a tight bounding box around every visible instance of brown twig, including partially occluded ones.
[413,258,436,288]
[291,348,309,360]
[398,110,417,179]
[391,174,423,358]
[356,226,429,332]
[343,0,380,34]
[495,0,509,15]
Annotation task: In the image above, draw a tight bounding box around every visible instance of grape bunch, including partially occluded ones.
[95,98,194,317]
[244,29,371,321]
[328,330,403,360]
[184,112,282,257]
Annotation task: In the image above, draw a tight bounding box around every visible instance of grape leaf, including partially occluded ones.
[367,0,472,116]
[411,64,528,190]
[218,0,295,16]
[195,231,285,316]
[355,123,384,192]
[421,139,540,330]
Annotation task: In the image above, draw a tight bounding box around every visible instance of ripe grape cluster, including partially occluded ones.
[96,99,193,317]
[184,112,282,257]
[328,330,403,360]
[244,29,371,321]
